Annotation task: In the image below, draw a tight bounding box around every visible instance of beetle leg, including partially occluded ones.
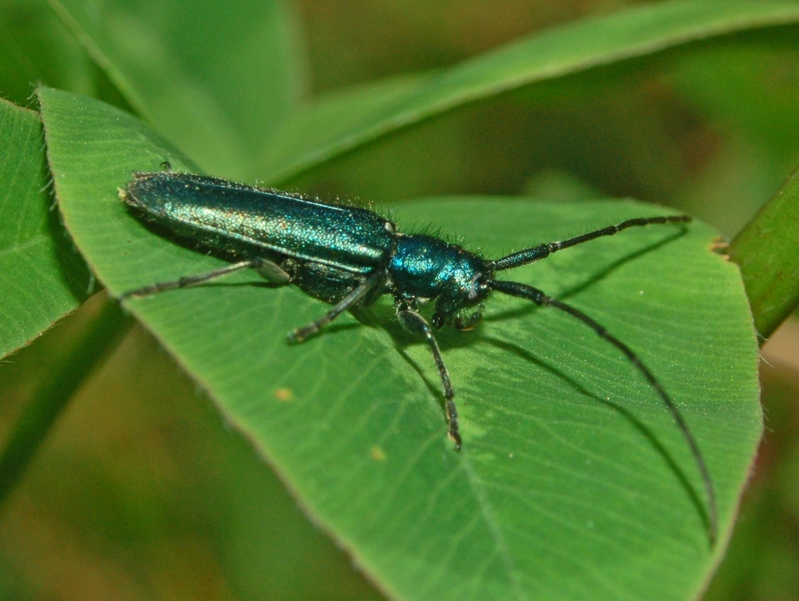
[288,271,385,343]
[453,307,484,331]
[119,258,284,299]
[255,259,292,284]
[396,304,461,450]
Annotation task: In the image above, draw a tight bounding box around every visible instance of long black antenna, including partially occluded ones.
[488,215,691,272]
[489,278,717,546]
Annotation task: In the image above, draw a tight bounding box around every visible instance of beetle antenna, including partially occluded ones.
[488,215,690,272]
[489,278,717,546]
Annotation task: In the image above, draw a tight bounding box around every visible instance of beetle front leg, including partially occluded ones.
[453,307,483,331]
[396,304,461,450]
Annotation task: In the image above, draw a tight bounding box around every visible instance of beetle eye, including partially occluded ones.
[467,274,485,301]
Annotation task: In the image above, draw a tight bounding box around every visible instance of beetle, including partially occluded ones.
[119,169,716,543]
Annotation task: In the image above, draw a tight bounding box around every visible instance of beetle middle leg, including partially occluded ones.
[396,304,461,449]
[288,271,385,343]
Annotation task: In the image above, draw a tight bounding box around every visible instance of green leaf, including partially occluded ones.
[48,0,306,178]
[729,164,799,340]
[40,88,761,601]
[256,0,799,184]
[0,97,91,359]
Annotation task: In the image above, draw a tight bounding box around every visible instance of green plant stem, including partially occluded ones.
[0,293,132,510]
[729,165,799,341]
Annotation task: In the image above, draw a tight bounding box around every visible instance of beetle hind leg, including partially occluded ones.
[119,257,287,300]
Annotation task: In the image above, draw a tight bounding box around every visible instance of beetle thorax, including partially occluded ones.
[388,234,490,309]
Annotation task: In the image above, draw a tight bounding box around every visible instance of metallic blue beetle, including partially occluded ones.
[120,170,716,542]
